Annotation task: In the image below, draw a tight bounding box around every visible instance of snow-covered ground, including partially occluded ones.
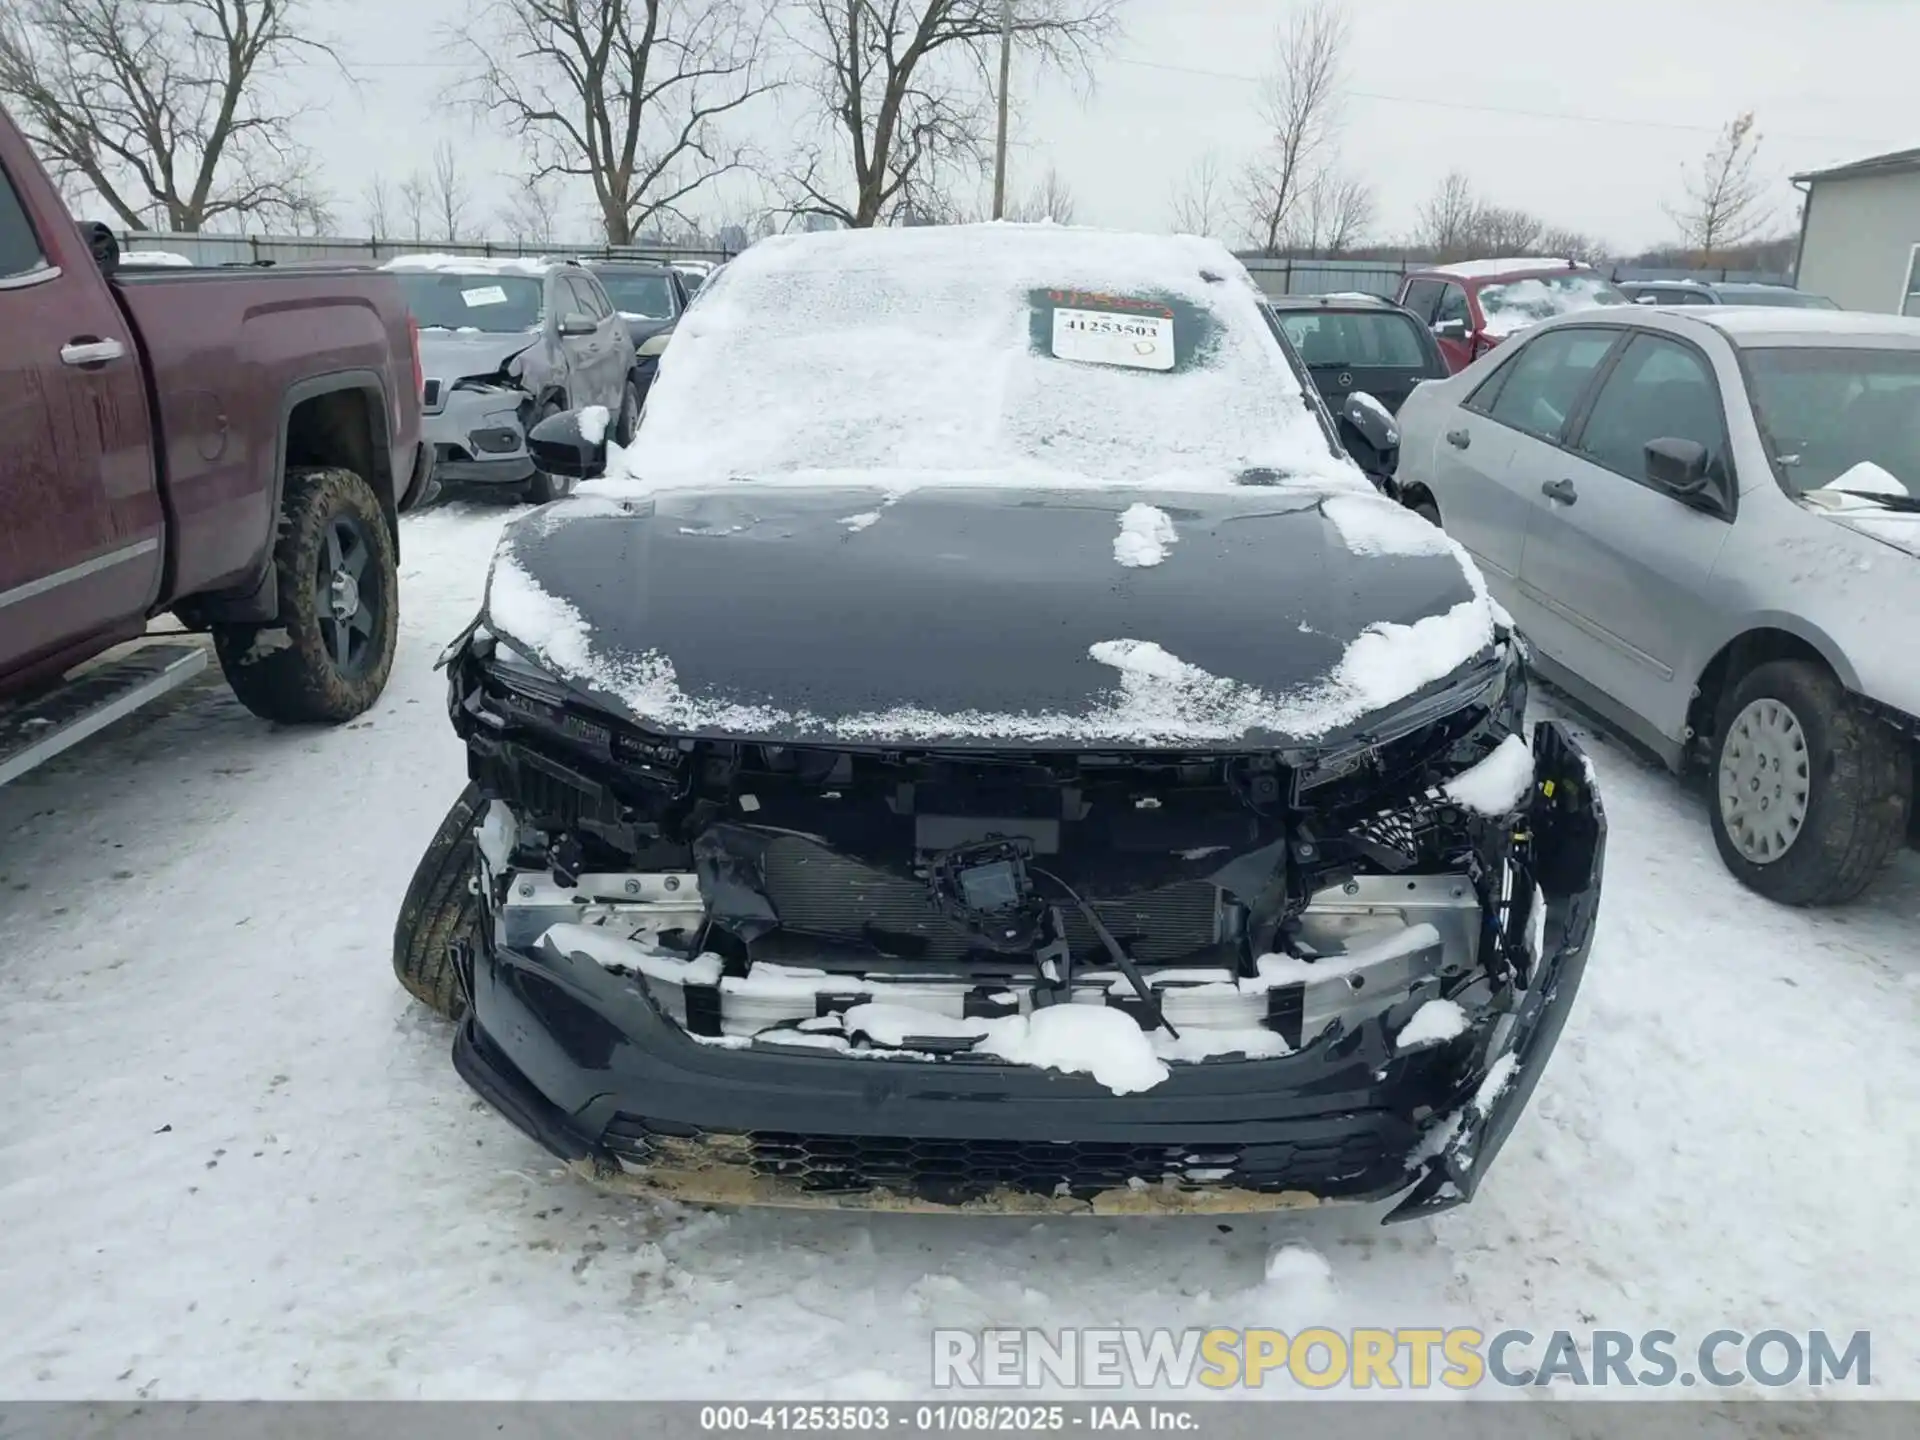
[1,502,1915,1400]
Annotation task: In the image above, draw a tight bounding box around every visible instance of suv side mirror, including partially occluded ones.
[78,220,120,276]
[1644,436,1714,499]
[557,312,597,338]
[528,408,609,480]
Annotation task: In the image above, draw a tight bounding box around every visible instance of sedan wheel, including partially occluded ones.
[1716,697,1810,864]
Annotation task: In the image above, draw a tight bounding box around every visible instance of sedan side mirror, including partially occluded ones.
[557,312,597,338]
[1644,436,1713,498]
[1338,391,1401,487]
[528,408,609,480]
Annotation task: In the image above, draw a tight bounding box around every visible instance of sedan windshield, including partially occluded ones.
[393,272,543,333]
[1277,309,1429,369]
[1744,346,1920,498]
[1721,289,1839,309]
[597,271,679,320]
[1478,273,1627,337]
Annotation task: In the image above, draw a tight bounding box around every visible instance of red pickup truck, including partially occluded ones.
[1,103,432,785]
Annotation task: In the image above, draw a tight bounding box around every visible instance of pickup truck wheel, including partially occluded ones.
[212,467,399,724]
[393,783,482,1019]
[523,401,572,504]
[1708,660,1912,906]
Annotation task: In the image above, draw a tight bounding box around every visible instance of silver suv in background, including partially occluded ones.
[384,256,639,503]
[1393,305,1920,904]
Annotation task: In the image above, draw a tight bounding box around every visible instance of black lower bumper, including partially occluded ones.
[451,722,1605,1220]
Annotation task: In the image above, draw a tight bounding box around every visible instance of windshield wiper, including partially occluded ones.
[1823,488,1920,513]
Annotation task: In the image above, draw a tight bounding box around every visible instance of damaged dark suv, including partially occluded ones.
[395,225,1605,1222]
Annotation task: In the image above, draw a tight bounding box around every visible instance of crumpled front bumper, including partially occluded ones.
[449,723,1604,1221]
[423,385,536,484]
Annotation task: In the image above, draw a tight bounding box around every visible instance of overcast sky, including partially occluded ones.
[306,0,1914,250]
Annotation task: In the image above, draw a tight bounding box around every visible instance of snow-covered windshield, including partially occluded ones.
[1745,346,1920,498]
[1478,273,1627,337]
[611,224,1356,497]
[596,271,679,320]
[392,272,544,333]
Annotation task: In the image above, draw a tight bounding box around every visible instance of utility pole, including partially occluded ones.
[991,0,1013,220]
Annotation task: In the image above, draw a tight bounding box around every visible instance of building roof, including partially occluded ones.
[1791,146,1920,185]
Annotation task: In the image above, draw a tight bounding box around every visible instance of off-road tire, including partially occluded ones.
[615,379,641,446]
[394,783,483,1019]
[523,400,571,504]
[212,467,398,724]
[1709,659,1912,906]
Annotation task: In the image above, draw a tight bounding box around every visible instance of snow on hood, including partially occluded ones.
[416,329,538,381]
[1803,464,1920,558]
[591,223,1364,501]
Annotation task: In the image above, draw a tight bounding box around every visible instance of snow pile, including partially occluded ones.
[576,405,612,445]
[595,224,1366,500]
[845,1001,1170,1095]
[1321,492,1453,557]
[1471,1052,1521,1115]
[1478,274,1625,337]
[381,253,557,275]
[119,250,194,267]
[1395,998,1470,1052]
[1821,460,1910,498]
[542,923,723,987]
[1112,504,1179,567]
[840,512,881,533]
[1443,733,1536,816]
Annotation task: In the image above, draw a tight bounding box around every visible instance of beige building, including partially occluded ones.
[1793,147,1920,314]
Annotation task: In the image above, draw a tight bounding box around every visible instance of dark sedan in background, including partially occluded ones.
[585,261,692,405]
[1266,293,1451,415]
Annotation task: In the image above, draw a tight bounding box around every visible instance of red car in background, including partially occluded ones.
[1396,259,1629,372]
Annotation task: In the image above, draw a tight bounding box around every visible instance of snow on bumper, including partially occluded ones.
[448,724,1602,1221]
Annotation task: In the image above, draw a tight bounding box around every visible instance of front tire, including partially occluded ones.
[212,467,398,724]
[393,784,483,1019]
[1709,660,1911,905]
[615,379,640,446]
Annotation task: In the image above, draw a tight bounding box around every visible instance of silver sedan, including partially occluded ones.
[1392,305,1920,905]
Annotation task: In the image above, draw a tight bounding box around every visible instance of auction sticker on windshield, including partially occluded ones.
[462,285,510,307]
[1052,307,1176,371]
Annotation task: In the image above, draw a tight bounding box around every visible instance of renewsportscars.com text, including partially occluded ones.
[932,1327,1871,1391]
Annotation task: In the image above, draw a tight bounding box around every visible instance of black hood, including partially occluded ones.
[484,485,1490,750]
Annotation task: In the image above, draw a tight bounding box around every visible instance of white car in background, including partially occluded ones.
[1394,303,1920,905]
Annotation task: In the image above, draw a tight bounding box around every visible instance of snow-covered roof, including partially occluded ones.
[381,253,559,276]
[119,250,194,267]
[1694,309,1920,342]
[1421,256,1589,281]
[608,222,1361,498]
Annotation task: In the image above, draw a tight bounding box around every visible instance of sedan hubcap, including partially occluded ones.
[1718,697,1811,864]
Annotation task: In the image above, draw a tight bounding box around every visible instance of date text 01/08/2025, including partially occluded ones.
[698,1405,1198,1432]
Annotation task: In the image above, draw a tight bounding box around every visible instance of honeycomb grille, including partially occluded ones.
[758,835,1220,963]
[602,1117,1405,1204]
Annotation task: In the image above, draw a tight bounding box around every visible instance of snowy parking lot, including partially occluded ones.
[2,502,1917,1400]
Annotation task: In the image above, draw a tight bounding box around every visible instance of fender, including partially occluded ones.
[174,370,398,627]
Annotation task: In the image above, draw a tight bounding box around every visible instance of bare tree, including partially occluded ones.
[1667,111,1771,262]
[361,173,395,238]
[496,175,561,247]
[781,0,1122,230]
[0,0,339,232]
[1168,148,1228,238]
[397,170,430,241]
[1414,170,1479,260]
[1538,225,1608,264]
[1295,171,1372,256]
[1007,165,1074,224]
[455,0,772,246]
[1238,0,1347,257]
[429,139,470,243]
[282,188,333,236]
[1468,203,1543,255]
